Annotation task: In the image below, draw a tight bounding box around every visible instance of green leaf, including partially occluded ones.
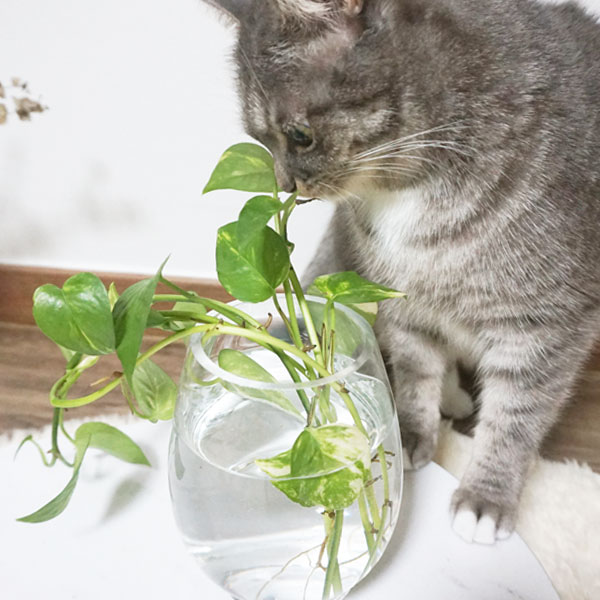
[218,349,301,417]
[17,434,90,523]
[131,360,177,422]
[347,302,378,326]
[309,271,406,305]
[161,301,208,332]
[256,425,371,510]
[17,421,150,523]
[33,273,116,356]
[237,195,283,250]
[146,309,167,329]
[203,143,277,194]
[17,472,80,524]
[216,222,290,303]
[305,300,363,358]
[172,301,207,320]
[75,422,151,465]
[113,260,166,385]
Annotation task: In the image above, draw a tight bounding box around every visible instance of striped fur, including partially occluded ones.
[208,0,600,543]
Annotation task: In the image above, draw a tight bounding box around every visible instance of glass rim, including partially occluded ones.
[190,295,371,391]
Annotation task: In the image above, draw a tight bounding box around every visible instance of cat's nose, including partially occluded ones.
[274,162,297,193]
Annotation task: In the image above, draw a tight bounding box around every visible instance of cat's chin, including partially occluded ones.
[296,182,347,203]
[301,175,401,203]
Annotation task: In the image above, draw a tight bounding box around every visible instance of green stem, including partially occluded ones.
[370,445,391,556]
[289,267,323,361]
[283,280,321,403]
[50,408,72,467]
[15,436,52,467]
[357,492,376,555]
[272,293,300,347]
[279,192,298,236]
[58,410,74,443]
[209,324,366,434]
[159,309,220,324]
[50,324,214,408]
[282,282,303,349]
[323,510,344,600]
[157,279,263,328]
[365,485,382,532]
[274,349,312,414]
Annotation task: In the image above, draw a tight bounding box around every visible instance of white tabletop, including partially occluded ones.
[2,419,558,599]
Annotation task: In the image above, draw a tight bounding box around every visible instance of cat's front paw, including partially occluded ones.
[450,486,516,544]
[401,429,438,471]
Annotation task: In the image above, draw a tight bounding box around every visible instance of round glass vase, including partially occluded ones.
[168,295,403,600]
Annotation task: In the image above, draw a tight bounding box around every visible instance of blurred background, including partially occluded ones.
[0,0,333,280]
[1,0,599,280]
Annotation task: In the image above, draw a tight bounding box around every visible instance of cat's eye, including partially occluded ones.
[284,123,314,150]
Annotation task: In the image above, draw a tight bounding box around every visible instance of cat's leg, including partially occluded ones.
[382,325,448,470]
[450,327,595,544]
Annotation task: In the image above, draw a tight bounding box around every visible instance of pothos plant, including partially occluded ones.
[18,142,405,598]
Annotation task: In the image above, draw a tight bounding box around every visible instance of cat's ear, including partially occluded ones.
[201,0,254,24]
[343,0,364,16]
[274,0,365,21]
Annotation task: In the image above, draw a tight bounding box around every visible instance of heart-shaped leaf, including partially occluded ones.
[203,143,277,194]
[131,360,177,422]
[113,261,166,385]
[237,195,283,250]
[256,425,371,510]
[347,302,378,326]
[216,222,290,303]
[309,271,406,305]
[218,349,301,417]
[17,421,150,523]
[17,432,90,523]
[33,273,115,355]
[75,422,151,465]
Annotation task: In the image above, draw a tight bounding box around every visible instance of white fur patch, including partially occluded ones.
[366,186,427,252]
[275,0,332,19]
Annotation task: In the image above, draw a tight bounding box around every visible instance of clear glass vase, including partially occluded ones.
[168,296,403,600]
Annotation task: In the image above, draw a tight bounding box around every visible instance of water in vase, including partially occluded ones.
[169,352,402,600]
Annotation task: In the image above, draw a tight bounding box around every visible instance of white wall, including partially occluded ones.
[1,0,599,279]
[0,0,333,278]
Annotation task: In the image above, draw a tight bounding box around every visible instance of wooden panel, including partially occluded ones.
[0,322,188,432]
[0,263,232,326]
[0,264,598,473]
[1,320,599,471]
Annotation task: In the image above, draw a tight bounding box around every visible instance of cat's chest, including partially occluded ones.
[349,188,473,295]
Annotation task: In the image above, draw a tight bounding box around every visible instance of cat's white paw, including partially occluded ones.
[440,382,474,420]
[451,488,516,544]
[452,510,504,544]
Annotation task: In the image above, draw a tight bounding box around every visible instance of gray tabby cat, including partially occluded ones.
[203,0,600,544]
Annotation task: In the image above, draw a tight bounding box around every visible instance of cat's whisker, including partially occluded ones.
[349,153,438,167]
[343,164,422,174]
[340,166,422,180]
[355,139,477,160]
[328,159,425,184]
[353,121,471,160]
[319,181,362,202]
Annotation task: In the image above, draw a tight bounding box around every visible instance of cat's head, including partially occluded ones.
[204,0,440,200]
